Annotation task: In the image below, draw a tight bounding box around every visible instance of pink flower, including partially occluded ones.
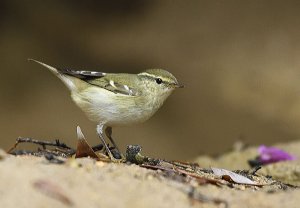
[258,145,296,165]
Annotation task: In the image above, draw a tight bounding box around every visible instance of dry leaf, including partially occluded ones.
[75,126,99,159]
[211,167,258,185]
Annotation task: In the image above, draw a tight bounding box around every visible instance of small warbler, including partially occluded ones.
[29,59,183,162]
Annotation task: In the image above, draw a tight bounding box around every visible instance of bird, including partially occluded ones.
[29,59,183,162]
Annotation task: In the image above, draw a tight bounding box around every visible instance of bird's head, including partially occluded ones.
[138,69,183,97]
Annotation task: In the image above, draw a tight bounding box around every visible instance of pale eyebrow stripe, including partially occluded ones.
[139,72,169,83]
[138,72,157,79]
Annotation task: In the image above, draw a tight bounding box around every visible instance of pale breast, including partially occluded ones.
[71,86,161,126]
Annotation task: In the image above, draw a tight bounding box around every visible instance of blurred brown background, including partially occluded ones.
[1,0,300,160]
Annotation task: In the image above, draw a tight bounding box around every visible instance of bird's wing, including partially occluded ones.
[28,59,139,96]
[59,68,140,96]
[86,75,140,96]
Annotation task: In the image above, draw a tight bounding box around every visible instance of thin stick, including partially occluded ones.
[7,137,105,157]
[7,137,73,153]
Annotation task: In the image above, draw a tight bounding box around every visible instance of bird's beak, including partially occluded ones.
[175,83,185,88]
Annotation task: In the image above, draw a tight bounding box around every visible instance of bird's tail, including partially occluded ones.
[28,59,76,91]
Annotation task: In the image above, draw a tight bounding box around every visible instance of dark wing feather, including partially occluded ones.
[58,67,106,80]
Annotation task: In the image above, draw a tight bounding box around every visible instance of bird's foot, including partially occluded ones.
[109,155,126,163]
[97,124,125,163]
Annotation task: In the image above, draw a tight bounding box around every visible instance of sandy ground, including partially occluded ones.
[0,141,299,208]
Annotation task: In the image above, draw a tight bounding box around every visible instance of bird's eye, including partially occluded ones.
[156,78,162,84]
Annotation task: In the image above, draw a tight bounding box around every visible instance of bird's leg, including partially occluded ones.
[104,127,120,152]
[105,126,124,160]
[96,124,124,163]
[96,124,113,159]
